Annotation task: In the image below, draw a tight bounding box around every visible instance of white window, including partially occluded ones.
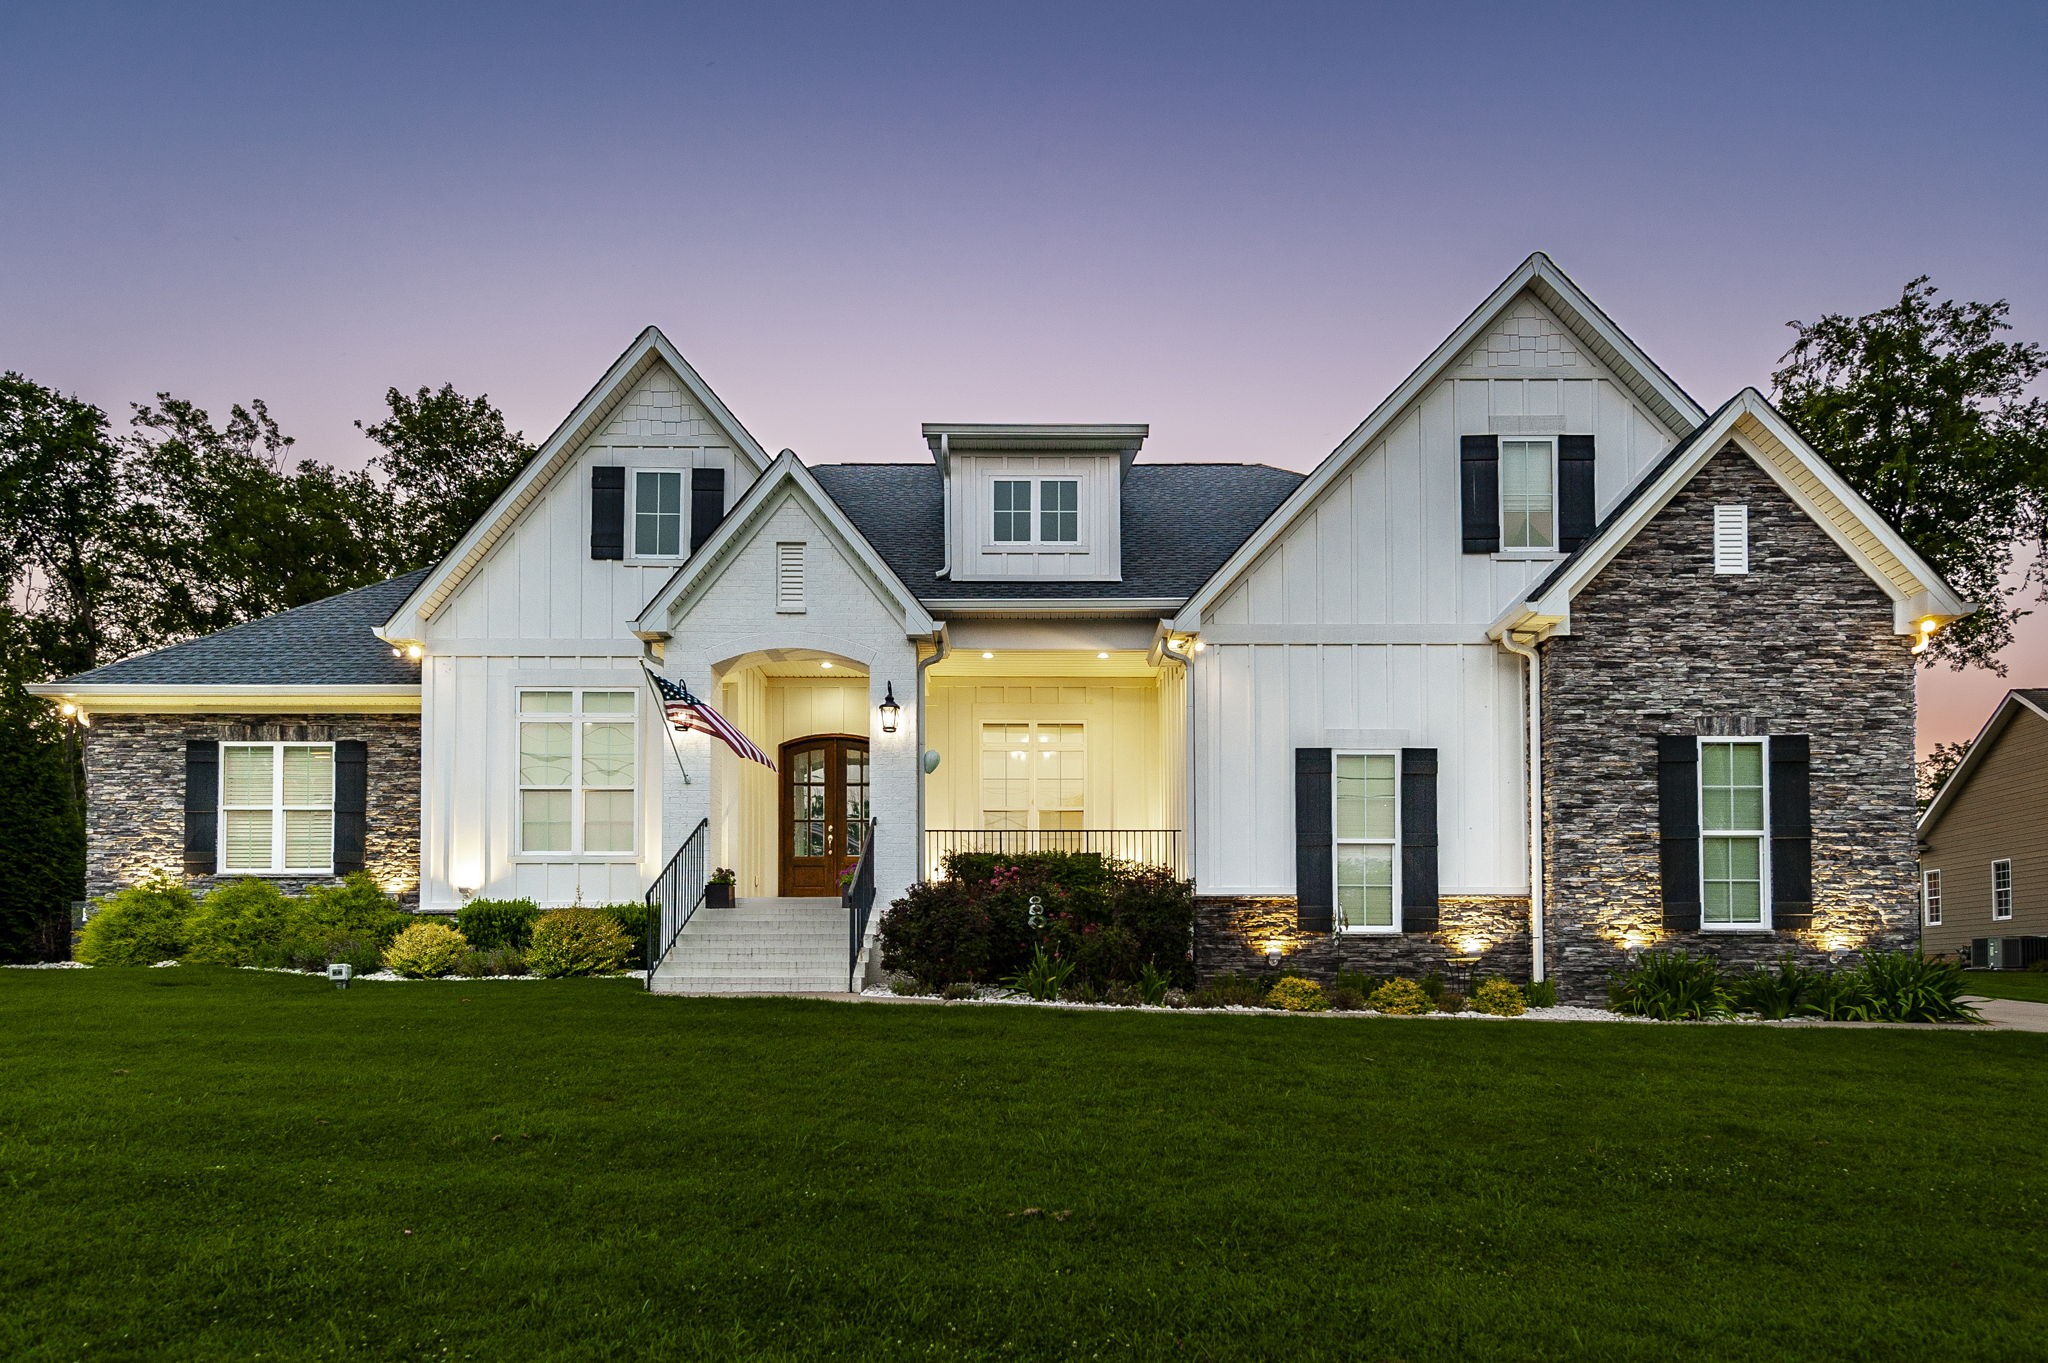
[979,722,1085,832]
[1038,479,1079,542]
[775,542,805,612]
[633,470,684,557]
[1713,504,1750,574]
[1700,739,1768,928]
[1499,437,1556,552]
[1922,868,1943,926]
[1993,859,2013,920]
[992,480,1032,542]
[518,690,637,856]
[220,743,335,874]
[1334,752,1399,932]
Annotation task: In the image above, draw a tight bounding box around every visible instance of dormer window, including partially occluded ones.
[991,479,1080,544]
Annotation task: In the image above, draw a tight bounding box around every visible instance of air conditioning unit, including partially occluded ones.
[1975,937,2045,971]
[1970,937,1992,969]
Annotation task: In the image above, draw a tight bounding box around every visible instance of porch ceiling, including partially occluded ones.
[928,648,1160,680]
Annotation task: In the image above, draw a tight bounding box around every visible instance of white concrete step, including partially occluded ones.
[651,896,858,995]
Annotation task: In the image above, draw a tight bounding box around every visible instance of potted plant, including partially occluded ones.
[705,868,736,909]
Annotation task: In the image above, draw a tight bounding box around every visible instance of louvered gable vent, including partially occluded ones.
[1713,505,1749,574]
[776,542,805,613]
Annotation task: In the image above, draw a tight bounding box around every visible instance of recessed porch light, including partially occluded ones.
[820,660,833,668]
[1097,652,1109,659]
[981,651,995,660]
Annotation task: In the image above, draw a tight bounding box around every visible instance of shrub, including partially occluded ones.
[1004,947,1075,1001]
[383,921,469,978]
[940,981,975,1001]
[184,879,309,967]
[1470,978,1526,1017]
[456,898,542,951]
[1188,973,1270,1009]
[881,879,995,988]
[76,879,196,966]
[1804,969,1878,1022]
[1267,976,1328,1012]
[457,946,530,978]
[1855,950,1980,1023]
[286,936,385,975]
[1435,990,1467,1014]
[525,909,631,978]
[1102,982,1143,1008]
[888,976,925,996]
[1333,970,1381,997]
[1326,986,1367,1012]
[1523,979,1559,1009]
[1061,980,1100,1005]
[599,901,652,969]
[299,874,409,945]
[1136,961,1172,1006]
[1732,953,1825,1020]
[1368,978,1431,1015]
[1609,951,1731,1020]
[1418,971,1445,1003]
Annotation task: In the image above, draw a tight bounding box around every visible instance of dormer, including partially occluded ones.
[924,423,1146,583]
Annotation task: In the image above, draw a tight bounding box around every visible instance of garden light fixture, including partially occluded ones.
[327,963,352,990]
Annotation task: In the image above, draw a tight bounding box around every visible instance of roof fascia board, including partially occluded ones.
[1917,691,2043,835]
[385,327,771,637]
[635,454,938,638]
[1173,253,1706,631]
[24,683,422,715]
[924,598,1186,616]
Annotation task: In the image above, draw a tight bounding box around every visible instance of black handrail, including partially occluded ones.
[843,817,877,991]
[924,828,1182,877]
[644,817,709,986]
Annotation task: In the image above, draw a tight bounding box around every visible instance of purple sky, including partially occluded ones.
[5,2,2044,749]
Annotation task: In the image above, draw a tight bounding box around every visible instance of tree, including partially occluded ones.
[357,384,532,571]
[1916,739,1973,810]
[1773,278,2048,670]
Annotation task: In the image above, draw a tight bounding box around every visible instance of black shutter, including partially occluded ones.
[1294,748,1333,932]
[690,467,725,553]
[1769,735,1812,929]
[1658,736,1701,931]
[184,740,218,876]
[333,739,368,875]
[590,466,625,560]
[1400,748,1439,933]
[1558,434,1596,552]
[1460,435,1500,553]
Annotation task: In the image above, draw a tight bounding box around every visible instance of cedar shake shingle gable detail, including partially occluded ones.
[43,569,430,689]
[809,462,1304,604]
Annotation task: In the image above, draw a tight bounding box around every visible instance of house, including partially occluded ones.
[1917,690,2048,969]
[32,254,1968,999]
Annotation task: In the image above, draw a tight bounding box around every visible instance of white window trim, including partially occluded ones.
[1496,434,1560,558]
[977,719,1088,833]
[1922,868,1942,927]
[1992,859,2013,920]
[984,475,1089,550]
[218,741,336,876]
[1698,736,1772,933]
[627,467,688,562]
[1333,749,1401,936]
[514,688,640,862]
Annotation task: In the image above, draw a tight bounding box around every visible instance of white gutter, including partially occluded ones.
[1158,634,1197,882]
[1495,630,1545,982]
[914,623,950,878]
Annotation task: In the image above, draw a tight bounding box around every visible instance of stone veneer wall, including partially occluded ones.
[1195,896,1532,985]
[85,713,421,905]
[1539,444,1919,1001]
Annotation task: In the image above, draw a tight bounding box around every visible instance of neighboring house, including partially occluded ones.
[33,254,1968,999]
[1917,690,2048,969]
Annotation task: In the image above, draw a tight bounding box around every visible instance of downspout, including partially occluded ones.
[1497,630,1545,983]
[1159,635,1197,883]
[915,623,950,879]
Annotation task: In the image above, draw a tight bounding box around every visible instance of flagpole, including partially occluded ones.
[641,661,692,786]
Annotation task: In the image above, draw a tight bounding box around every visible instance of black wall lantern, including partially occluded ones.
[879,682,900,734]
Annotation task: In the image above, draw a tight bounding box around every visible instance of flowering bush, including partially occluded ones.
[1469,978,1527,1017]
[1367,978,1431,1015]
[382,921,470,978]
[1266,976,1328,1012]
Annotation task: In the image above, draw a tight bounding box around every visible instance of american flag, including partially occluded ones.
[644,666,776,770]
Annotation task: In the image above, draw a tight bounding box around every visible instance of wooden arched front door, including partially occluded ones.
[779,736,870,897]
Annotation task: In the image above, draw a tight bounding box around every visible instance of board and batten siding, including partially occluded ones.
[1920,705,2048,959]
[1192,292,1679,896]
[945,453,1123,582]
[414,365,741,911]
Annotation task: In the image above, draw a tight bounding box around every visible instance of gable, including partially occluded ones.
[1174,254,1705,633]
[380,329,771,643]
[1919,691,2048,837]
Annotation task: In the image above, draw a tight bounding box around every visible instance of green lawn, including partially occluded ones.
[1960,969,2048,1004]
[1,971,2042,1362]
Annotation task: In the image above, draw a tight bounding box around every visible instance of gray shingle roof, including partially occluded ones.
[809,462,1304,602]
[56,570,430,688]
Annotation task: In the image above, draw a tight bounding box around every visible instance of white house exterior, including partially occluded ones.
[38,255,1969,999]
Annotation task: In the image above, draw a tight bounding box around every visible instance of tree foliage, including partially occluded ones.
[357,384,531,571]
[1916,739,1973,810]
[1773,278,2048,669]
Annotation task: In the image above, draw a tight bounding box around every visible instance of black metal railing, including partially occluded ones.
[644,817,709,985]
[843,818,877,991]
[923,829,1182,877]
